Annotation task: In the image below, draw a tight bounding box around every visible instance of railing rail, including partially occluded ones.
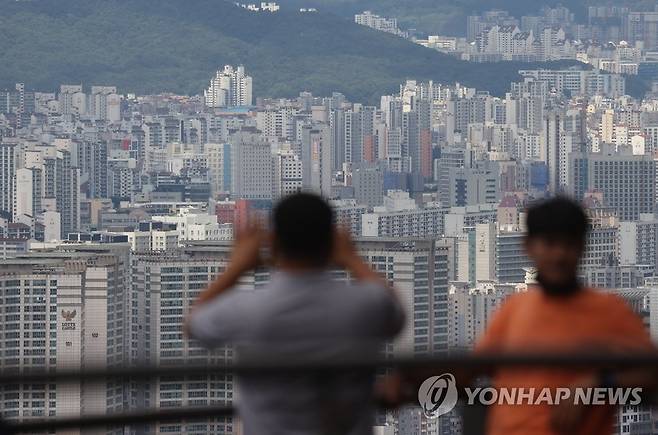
[2,352,658,434]
[3,406,234,434]
[3,352,658,384]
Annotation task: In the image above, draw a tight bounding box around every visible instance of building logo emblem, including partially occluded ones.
[418,373,458,418]
[61,309,77,321]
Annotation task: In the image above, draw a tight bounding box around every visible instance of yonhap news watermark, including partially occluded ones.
[418,373,643,418]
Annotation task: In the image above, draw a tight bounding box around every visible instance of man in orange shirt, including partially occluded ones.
[474,197,656,435]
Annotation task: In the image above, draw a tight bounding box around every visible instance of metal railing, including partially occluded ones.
[2,351,658,434]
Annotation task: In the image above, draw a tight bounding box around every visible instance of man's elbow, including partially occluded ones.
[184,311,213,343]
[185,314,231,347]
[183,315,195,339]
[184,314,200,341]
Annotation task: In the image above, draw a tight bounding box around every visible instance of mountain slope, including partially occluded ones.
[0,0,586,102]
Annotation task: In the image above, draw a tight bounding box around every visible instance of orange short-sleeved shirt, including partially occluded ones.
[475,287,655,435]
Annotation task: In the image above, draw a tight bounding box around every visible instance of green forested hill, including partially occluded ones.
[0,0,590,102]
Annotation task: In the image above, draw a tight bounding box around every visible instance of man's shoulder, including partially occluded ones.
[501,289,534,305]
[491,289,542,316]
[268,274,388,303]
[581,287,635,310]
[345,280,390,301]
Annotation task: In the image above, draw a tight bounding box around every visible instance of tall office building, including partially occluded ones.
[204,65,253,108]
[229,127,273,200]
[544,109,563,193]
[43,148,80,238]
[569,145,656,221]
[205,143,232,195]
[357,238,454,356]
[581,202,620,269]
[619,214,658,274]
[329,107,347,171]
[0,143,16,219]
[435,147,468,198]
[0,242,130,431]
[301,123,332,197]
[475,223,496,282]
[352,162,384,207]
[446,93,489,144]
[495,230,531,283]
[380,96,406,172]
[441,165,500,207]
[272,150,303,199]
[14,167,42,220]
[78,140,108,199]
[544,106,586,194]
[401,95,431,178]
[344,105,378,165]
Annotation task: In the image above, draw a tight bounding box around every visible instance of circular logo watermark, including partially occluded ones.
[418,373,458,418]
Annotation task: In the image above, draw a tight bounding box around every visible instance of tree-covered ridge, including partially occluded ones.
[0,0,588,103]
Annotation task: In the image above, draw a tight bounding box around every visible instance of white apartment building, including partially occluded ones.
[448,281,521,350]
[255,106,299,140]
[152,207,232,243]
[362,191,445,238]
[58,85,86,116]
[204,65,253,108]
[518,69,626,97]
[330,199,369,236]
[354,11,407,37]
[119,222,179,252]
[89,86,120,122]
[619,214,658,273]
[443,203,498,237]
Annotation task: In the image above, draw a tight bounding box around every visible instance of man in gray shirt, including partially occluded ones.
[186,193,405,435]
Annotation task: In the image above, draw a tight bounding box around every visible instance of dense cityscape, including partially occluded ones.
[2,1,658,435]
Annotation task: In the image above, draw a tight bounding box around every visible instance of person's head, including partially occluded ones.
[271,192,334,269]
[525,196,588,296]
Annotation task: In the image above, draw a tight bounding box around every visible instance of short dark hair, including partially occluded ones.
[526,196,589,242]
[272,193,334,266]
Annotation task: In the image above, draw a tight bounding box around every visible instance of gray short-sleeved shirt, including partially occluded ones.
[188,270,405,435]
